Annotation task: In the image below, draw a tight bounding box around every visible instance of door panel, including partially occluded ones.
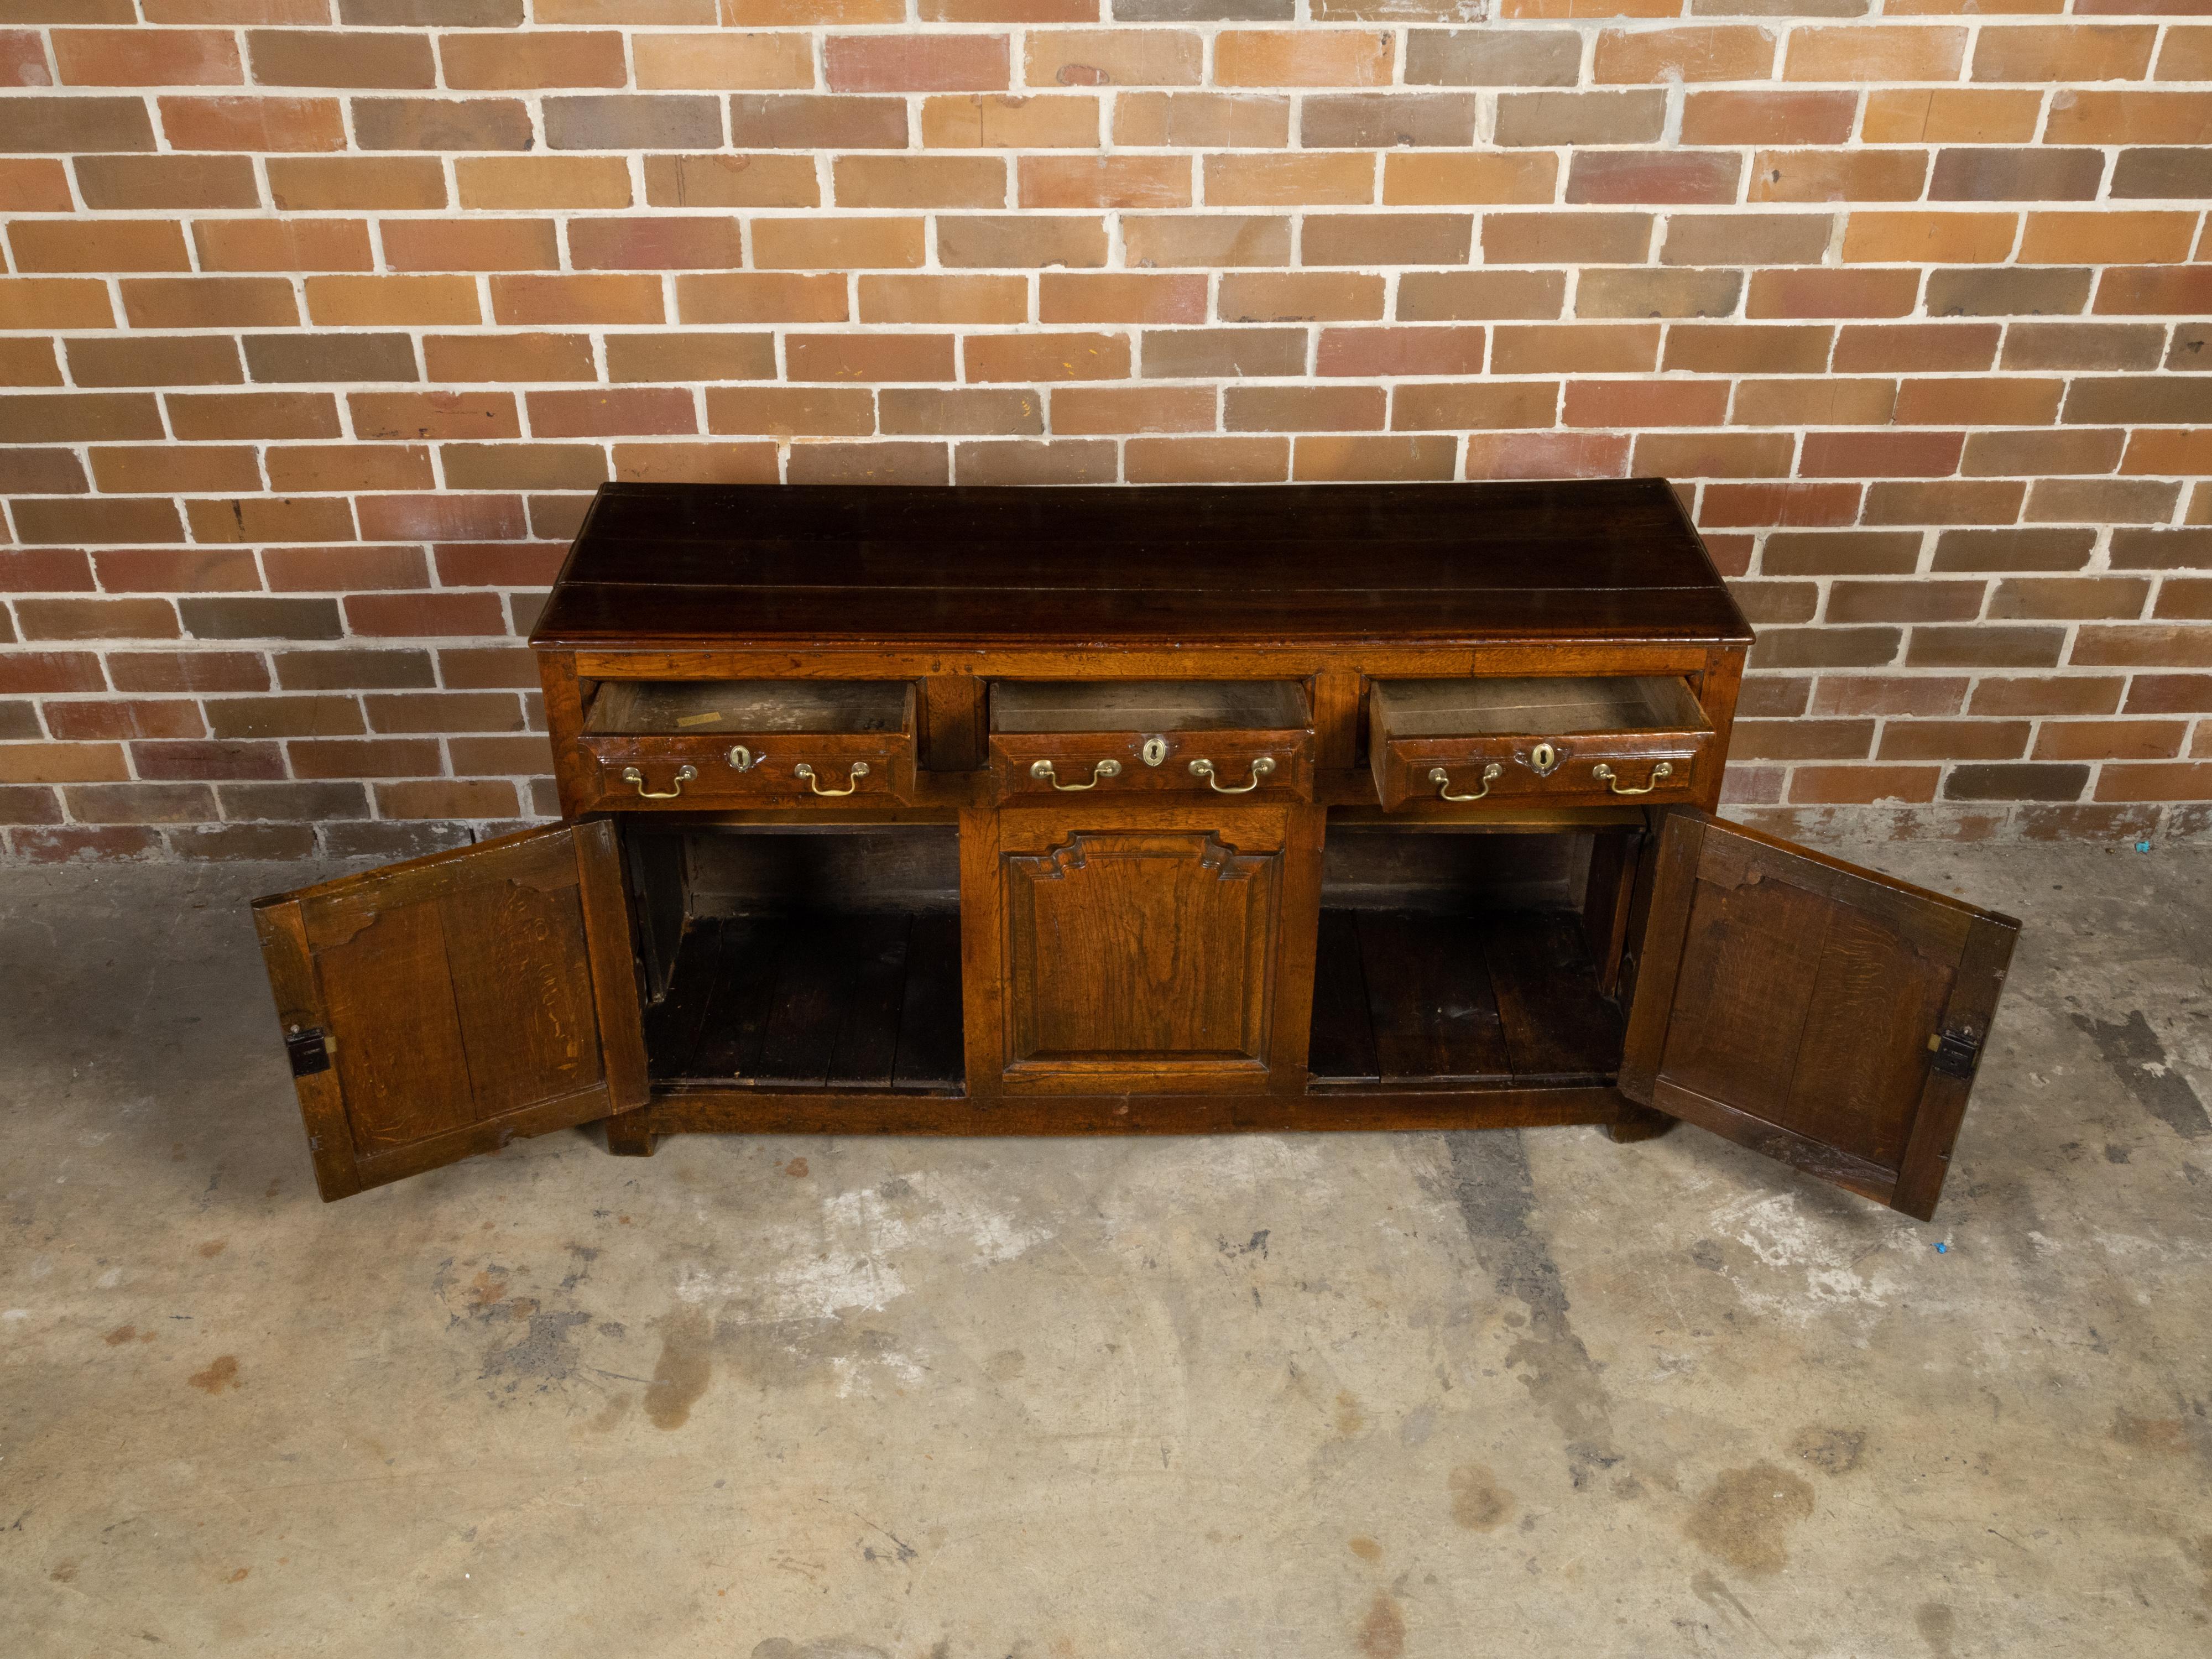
[992,805,1312,1093]
[253,821,648,1201]
[1620,811,2017,1221]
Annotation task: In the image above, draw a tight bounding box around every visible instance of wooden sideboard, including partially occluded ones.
[253,481,2018,1222]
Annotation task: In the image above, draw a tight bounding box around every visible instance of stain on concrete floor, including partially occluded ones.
[2,841,2209,1656]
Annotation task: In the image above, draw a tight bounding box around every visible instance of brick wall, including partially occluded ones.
[2,1,2209,861]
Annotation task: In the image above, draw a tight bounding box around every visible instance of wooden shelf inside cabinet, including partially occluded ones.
[249,480,2017,1227]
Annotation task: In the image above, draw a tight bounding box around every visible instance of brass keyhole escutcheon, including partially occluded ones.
[727,745,759,772]
[1530,740,1558,774]
[1141,735,1168,768]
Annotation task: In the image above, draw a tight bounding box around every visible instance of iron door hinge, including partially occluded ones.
[1927,1028,1981,1079]
[286,1026,331,1078]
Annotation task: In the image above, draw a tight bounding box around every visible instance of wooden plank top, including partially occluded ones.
[530,479,1752,650]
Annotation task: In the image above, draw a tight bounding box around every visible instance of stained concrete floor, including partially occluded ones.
[1,838,2208,1659]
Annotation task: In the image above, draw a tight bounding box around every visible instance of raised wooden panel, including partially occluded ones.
[253,822,648,1202]
[1001,826,1282,1086]
[1620,812,2018,1222]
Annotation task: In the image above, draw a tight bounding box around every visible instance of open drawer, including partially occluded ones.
[989,680,1314,804]
[580,680,915,808]
[1370,676,1712,811]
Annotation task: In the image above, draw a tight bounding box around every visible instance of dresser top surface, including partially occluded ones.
[530,479,1752,650]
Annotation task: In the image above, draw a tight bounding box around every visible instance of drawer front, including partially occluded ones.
[582,731,914,809]
[1375,730,1709,811]
[990,728,1314,805]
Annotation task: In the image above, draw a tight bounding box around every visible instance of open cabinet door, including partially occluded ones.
[1619,812,2018,1222]
[252,821,648,1202]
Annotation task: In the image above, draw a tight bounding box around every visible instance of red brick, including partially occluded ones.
[1684,91,1856,147]
[826,34,1009,92]
[52,27,241,86]
[17,598,182,641]
[1702,483,1863,528]
[441,445,610,491]
[1317,328,1488,379]
[346,592,509,638]
[0,94,156,152]
[350,392,522,442]
[0,548,94,593]
[12,500,185,546]
[785,441,946,486]
[159,94,345,151]
[8,219,190,273]
[491,274,667,325]
[264,546,430,591]
[247,29,437,89]
[1563,380,1731,429]
[1392,382,1561,432]
[185,497,357,544]
[568,216,745,269]
[528,387,701,437]
[265,444,435,493]
[1493,324,1662,374]
[708,387,875,436]
[1019,154,1190,209]
[1225,385,1385,433]
[431,544,569,587]
[1124,437,1288,486]
[964,332,1129,383]
[611,442,779,484]
[1801,430,1965,478]
[1833,324,2001,373]
[1039,273,1206,325]
[1465,433,1631,482]
[643,153,818,208]
[423,333,600,383]
[1293,436,1457,483]
[0,159,73,212]
[107,652,266,694]
[129,742,285,782]
[1564,150,1744,207]
[88,445,262,495]
[445,30,629,89]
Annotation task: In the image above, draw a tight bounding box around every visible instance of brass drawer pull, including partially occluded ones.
[1189,756,1275,795]
[1030,758,1121,791]
[620,764,696,800]
[1430,762,1501,803]
[794,761,869,797]
[1591,760,1673,796]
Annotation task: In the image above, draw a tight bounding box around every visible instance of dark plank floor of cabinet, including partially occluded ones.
[1308,909,1625,1087]
[645,911,963,1092]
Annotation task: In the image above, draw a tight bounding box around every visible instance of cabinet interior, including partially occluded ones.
[624,823,963,1094]
[585,679,909,735]
[991,679,1310,733]
[1309,824,1634,1089]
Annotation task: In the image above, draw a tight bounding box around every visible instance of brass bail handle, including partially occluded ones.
[620,764,697,800]
[1591,760,1674,796]
[1031,758,1121,791]
[1188,756,1275,795]
[794,760,869,797]
[1431,762,1501,802]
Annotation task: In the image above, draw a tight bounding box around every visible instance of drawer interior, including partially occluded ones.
[586,679,909,736]
[1371,675,1707,738]
[992,679,1310,734]
[625,823,961,1093]
[1308,825,1633,1088]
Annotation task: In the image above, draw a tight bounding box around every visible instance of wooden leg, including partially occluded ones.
[604,1109,659,1157]
[1606,1107,1675,1145]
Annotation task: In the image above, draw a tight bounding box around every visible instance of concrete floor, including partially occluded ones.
[1,839,2208,1659]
